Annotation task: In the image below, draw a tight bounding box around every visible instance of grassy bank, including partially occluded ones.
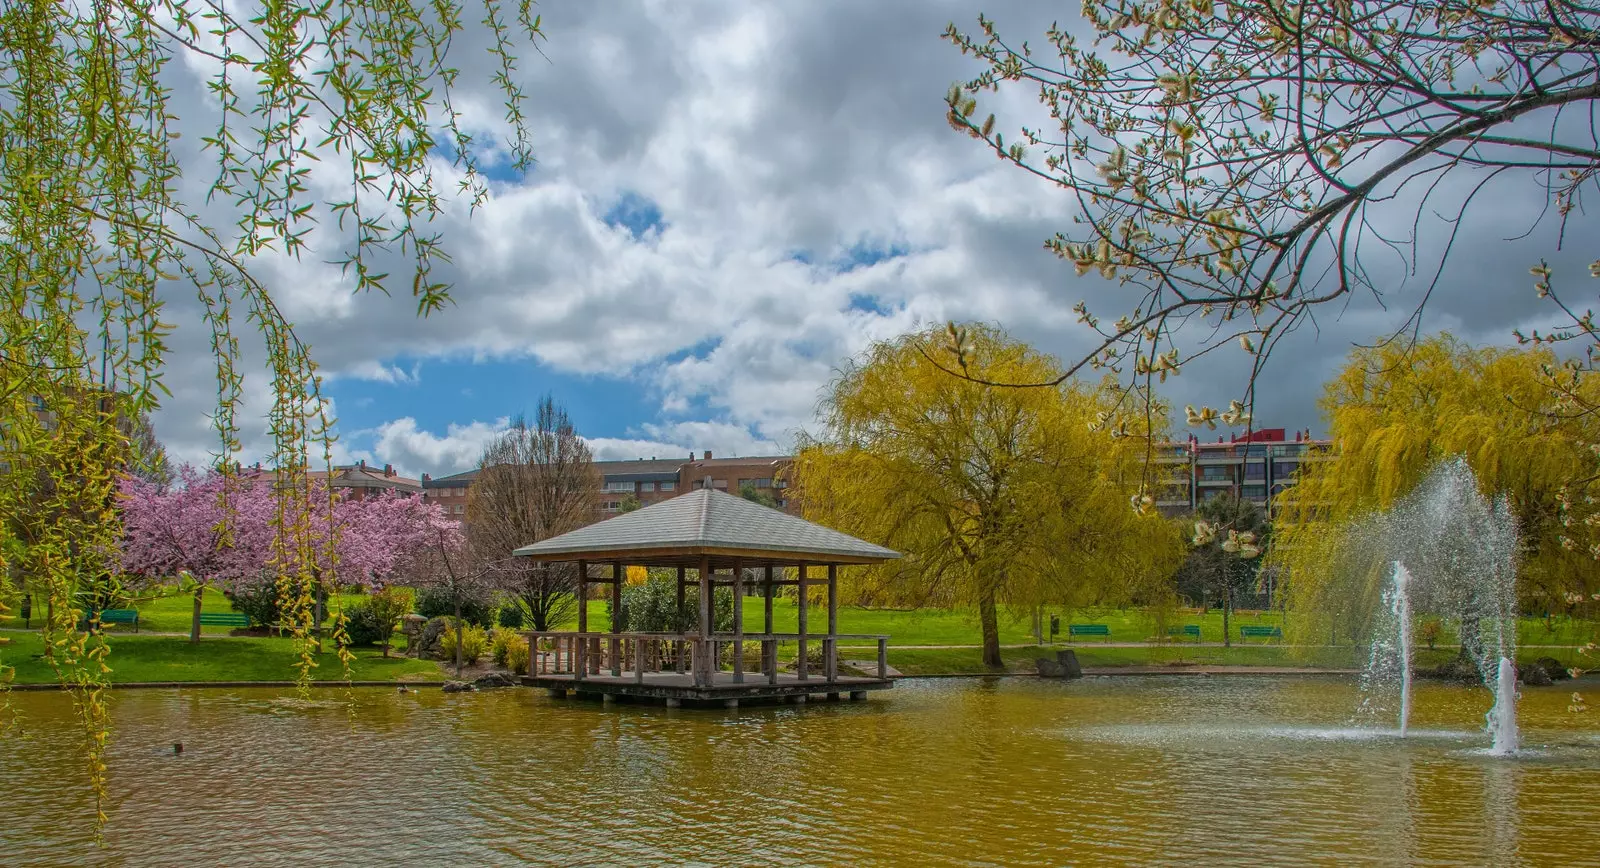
[0,633,443,685]
[840,644,1587,677]
[0,586,369,636]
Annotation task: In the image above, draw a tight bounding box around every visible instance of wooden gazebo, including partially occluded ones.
[512,488,901,707]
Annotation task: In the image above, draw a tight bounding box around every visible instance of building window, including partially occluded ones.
[639,482,655,493]
[749,478,772,488]
[603,480,634,492]
[452,504,465,515]
[602,500,622,512]
[1272,461,1298,477]
[659,481,676,492]
[1200,467,1232,481]
[711,478,728,489]
[1244,464,1266,479]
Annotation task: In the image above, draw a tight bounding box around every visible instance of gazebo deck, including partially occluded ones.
[525,670,893,706]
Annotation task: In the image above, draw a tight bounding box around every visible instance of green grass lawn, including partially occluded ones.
[0,586,372,635]
[575,597,1596,648]
[0,632,443,685]
[572,598,1298,645]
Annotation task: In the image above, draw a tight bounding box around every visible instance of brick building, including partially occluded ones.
[422,451,797,523]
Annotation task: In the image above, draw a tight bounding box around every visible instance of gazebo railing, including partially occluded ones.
[524,631,890,686]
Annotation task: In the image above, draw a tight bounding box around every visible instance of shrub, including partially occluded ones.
[497,603,525,629]
[341,600,386,646]
[366,587,413,653]
[489,626,521,667]
[225,583,281,627]
[415,585,493,627]
[503,633,531,675]
[438,622,489,665]
[611,573,733,633]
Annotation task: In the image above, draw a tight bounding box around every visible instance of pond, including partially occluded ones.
[3,676,1597,866]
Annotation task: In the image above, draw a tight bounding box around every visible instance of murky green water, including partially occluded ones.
[3,677,1597,866]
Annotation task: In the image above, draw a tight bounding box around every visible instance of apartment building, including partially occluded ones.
[310,460,422,499]
[1155,428,1333,517]
[421,451,798,522]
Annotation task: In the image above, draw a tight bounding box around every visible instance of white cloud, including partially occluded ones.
[142,0,1580,473]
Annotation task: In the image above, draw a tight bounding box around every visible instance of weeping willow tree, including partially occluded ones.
[1273,336,1600,644]
[792,323,1184,669]
[0,0,545,826]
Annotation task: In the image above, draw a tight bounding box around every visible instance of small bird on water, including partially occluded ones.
[172,742,183,755]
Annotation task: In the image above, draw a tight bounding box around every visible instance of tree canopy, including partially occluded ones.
[465,398,600,631]
[1273,336,1600,628]
[0,0,544,818]
[939,3,1598,415]
[793,323,1182,668]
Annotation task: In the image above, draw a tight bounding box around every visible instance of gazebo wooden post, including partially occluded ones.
[675,565,687,673]
[675,566,688,675]
[575,559,588,682]
[763,565,776,685]
[826,563,839,683]
[695,555,712,687]
[610,561,623,677]
[796,562,809,681]
[732,558,745,684]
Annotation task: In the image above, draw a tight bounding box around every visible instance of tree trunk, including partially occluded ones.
[190,585,203,644]
[454,595,464,677]
[979,590,1003,670]
[1222,586,1232,649]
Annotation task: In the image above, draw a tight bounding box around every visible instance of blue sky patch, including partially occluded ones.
[602,191,666,239]
[326,354,663,444]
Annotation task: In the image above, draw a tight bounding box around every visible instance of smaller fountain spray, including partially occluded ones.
[1488,657,1520,756]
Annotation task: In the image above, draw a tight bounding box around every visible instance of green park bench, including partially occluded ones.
[1166,625,1201,640]
[199,612,251,629]
[1239,626,1283,641]
[1068,624,1110,640]
[79,609,140,632]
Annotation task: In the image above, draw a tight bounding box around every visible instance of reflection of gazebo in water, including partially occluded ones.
[513,488,900,707]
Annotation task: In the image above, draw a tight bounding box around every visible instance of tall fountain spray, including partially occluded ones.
[1392,562,1414,737]
[1348,459,1521,751]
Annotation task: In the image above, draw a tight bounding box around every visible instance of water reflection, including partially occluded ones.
[0,677,1595,866]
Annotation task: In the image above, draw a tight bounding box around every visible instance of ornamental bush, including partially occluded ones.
[341,600,385,646]
[503,633,531,675]
[225,583,281,628]
[438,622,488,665]
[610,573,733,633]
[496,603,525,629]
[415,585,493,627]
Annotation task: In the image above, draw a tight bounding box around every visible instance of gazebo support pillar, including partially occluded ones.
[610,561,623,677]
[826,563,838,683]
[764,565,776,685]
[575,559,587,682]
[732,558,745,683]
[695,555,712,687]
[797,562,808,681]
[675,566,687,673]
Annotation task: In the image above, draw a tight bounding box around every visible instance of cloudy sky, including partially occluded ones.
[149,0,1570,478]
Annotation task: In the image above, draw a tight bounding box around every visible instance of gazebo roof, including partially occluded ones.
[511,488,901,567]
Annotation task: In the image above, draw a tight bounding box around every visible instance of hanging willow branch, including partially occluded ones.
[0,0,545,829]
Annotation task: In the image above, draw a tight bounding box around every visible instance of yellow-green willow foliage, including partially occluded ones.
[1273,336,1600,640]
[792,324,1183,668]
[0,0,544,826]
